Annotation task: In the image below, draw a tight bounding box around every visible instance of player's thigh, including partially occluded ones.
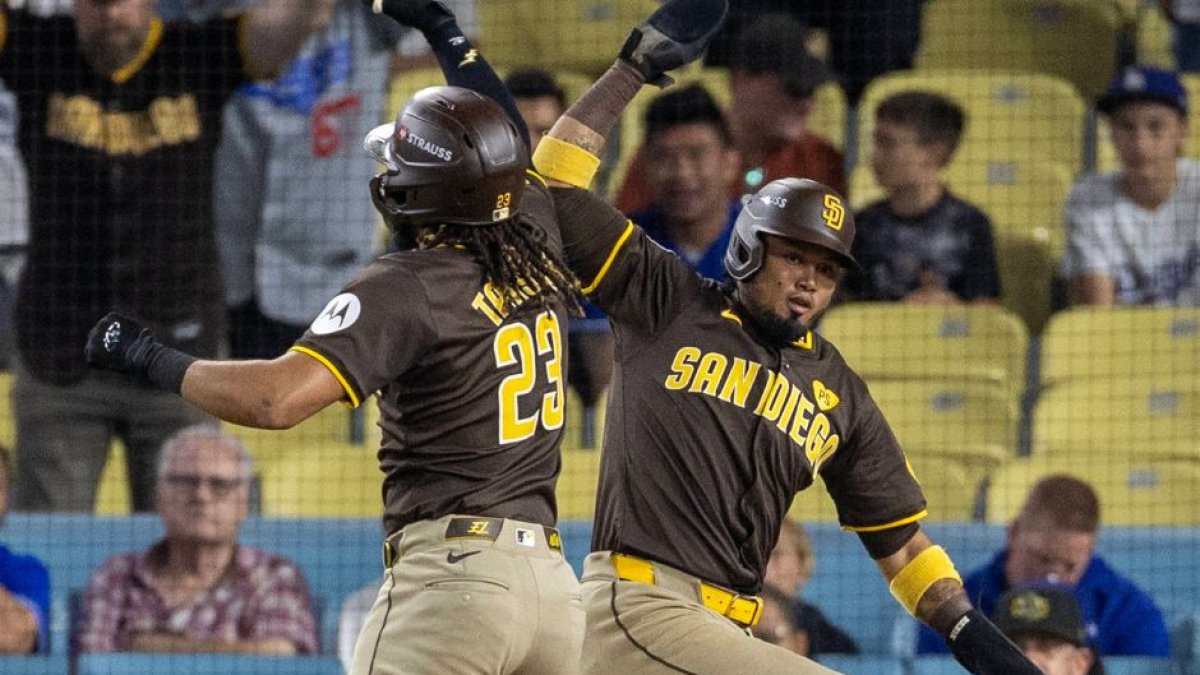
[12,369,116,510]
[581,579,840,675]
[350,547,524,675]
[514,555,584,675]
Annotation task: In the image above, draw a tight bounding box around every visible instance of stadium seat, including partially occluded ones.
[257,441,384,517]
[1095,73,1200,172]
[869,380,1018,461]
[1103,656,1181,675]
[910,655,975,674]
[817,304,1030,398]
[0,369,12,450]
[557,447,601,520]
[915,0,1122,99]
[385,66,594,123]
[1031,378,1200,461]
[1040,307,1200,388]
[1136,1,1177,70]
[477,0,659,76]
[75,654,344,675]
[984,456,1200,525]
[0,656,71,675]
[856,69,1087,176]
[814,654,906,674]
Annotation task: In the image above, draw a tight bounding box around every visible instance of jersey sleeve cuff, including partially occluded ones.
[289,345,363,408]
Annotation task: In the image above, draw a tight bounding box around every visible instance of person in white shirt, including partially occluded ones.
[1064,65,1200,306]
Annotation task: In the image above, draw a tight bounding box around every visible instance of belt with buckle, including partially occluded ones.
[383,516,563,567]
[611,553,764,627]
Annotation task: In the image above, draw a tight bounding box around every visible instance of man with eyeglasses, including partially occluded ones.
[74,425,319,655]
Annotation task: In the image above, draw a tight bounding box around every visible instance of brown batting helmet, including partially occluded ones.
[724,178,858,281]
[364,86,528,229]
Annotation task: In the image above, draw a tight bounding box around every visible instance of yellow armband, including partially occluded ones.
[531,136,601,189]
[888,545,961,617]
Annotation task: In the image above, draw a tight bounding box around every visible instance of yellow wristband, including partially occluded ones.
[532,136,601,189]
[889,545,962,616]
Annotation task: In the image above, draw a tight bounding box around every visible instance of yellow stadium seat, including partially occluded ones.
[478,0,659,76]
[95,441,132,515]
[0,370,13,451]
[1136,2,1177,70]
[1040,307,1200,387]
[1031,378,1200,460]
[1095,73,1200,172]
[227,402,358,465]
[258,441,384,517]
[557,448,601,519]
[915,0,1122,99]
[789,454,982,523]
[985,456,1200,525]
[868,380,1018,461]
[818,304,1030,397]
[857,69,1087,175]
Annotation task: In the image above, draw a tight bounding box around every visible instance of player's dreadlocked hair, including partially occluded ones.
[421,216,583,316]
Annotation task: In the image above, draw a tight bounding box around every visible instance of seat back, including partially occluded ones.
[1040,307,1200,388]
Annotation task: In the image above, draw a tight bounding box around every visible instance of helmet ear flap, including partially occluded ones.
[724,228,762,281]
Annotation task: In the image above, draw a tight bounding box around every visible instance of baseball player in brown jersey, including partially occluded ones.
[81,8,589,669]
[524,19,1044,675]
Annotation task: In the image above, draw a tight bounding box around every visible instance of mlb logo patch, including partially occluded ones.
[515,528,536,547]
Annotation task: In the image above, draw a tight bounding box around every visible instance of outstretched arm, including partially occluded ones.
[533,0,728,189]
[367,0,530,149]
[876,529,1040,675]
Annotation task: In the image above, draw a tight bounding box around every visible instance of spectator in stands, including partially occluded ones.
[751,585,810,656]
[0,446,50,654]
[629,84,741,280]
[337,584,377,671]
[616,12,846,213]
[76,426,319,655]
[505,68,568,153]
[993,585,1100,675]
[1161,0,1200,72]
[0,0,335,512]
[917,474,1170,658]
[845,91,1002,305]
[0,77,23,369]
[216,0,404,359]
[1065,66,1200,306]
[764,518,858,657]
[507,68,612,441]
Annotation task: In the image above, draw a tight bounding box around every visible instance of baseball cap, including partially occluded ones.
[993,585,1088,647]
[724,12,833,100]
[1096,66,1188,116]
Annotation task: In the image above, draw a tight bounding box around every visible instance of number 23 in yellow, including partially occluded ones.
[494,310,564,444]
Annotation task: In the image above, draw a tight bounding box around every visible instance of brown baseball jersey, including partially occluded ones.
[293,180,569,535]
[550,187,927,595]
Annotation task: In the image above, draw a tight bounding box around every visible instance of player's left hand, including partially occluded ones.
[619,0,728,86]
[84,312,161,380]
[365,0,453,32]
[943,609,1041,675]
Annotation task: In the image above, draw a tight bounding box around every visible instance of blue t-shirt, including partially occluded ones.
[0,542,51,654]
[629,200,742,282]
[916,549,1170,657]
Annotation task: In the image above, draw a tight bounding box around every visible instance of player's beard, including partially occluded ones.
[746,306,809,346]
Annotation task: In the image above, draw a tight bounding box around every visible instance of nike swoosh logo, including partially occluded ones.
[447,550,482,564]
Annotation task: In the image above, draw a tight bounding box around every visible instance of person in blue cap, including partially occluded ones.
[1064,65,1200,307]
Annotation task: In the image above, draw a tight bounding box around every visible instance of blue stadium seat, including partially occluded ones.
[910,655,970,674]
[76,654,344,675]
[814,654,906,674]
[0,656,71,675]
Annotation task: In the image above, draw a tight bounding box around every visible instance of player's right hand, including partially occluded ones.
[364,0,453,32]
[84,312,161,381]
[619,0,728,87]
[943,609,1042,675]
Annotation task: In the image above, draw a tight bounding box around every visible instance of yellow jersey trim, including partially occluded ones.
[792,331,813,350]
[111,19,163,85]
[582,222,635,295]
[525,169,548,188]
[841,509,929,533]
[289,346,361,409]
[719,309,742,326]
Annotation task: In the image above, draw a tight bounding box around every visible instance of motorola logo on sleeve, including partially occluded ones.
[310,293,362,335]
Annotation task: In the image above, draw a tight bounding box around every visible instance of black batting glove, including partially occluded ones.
[85,312,196,394]
[619,0,728,87]
[364,0,454,33]
[943,609,1041,675]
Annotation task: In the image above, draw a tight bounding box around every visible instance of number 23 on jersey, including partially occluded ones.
[493,310,564,444]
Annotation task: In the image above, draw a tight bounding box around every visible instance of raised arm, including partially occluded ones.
[367,0,530,150]
[240,0,338,79]
[875,528,1040,675]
